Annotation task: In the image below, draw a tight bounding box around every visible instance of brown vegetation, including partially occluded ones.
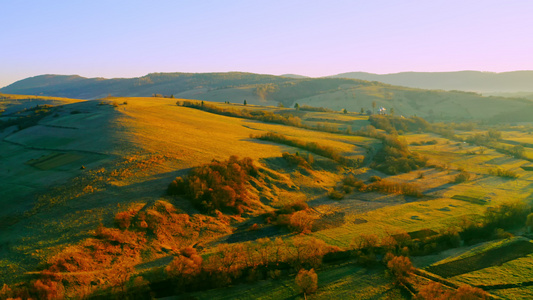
[295,268,318,296]
[416,282,488,300]
[167,156,258,214]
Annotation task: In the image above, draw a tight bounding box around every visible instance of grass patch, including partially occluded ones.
[26,152,83,170]
[426,239,533,278]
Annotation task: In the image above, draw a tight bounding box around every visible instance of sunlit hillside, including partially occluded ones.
[3,73,533,122]
[1,95,533,299]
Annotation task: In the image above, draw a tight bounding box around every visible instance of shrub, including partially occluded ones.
[387,256,414,285]
[262,201,309,230]
[527,213,533,232]
[342,175,365,187]
[289,210,316,233]
[366,180,423,197]
[114,210,136,229]
[328,189,344,200]
[166,247,203,279]
[453,171,470,183]
[33,279,64,300]
[295,268,318,295]
[371,135,427,174]
[282,152,313,169]
[369,175,382,182]
[489,168,519,178]
[167,156,258,214]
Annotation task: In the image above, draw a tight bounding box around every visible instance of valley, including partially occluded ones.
[1,91,533,299]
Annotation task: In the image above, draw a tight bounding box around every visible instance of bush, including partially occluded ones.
[366,180,423,197]
[289,210,316,233]
[453,171,470,183]
[369,175,382,182]
[295,268,318,295]
[282,152,313,169]
[387,256,414,285]
[167,156,258,214]
[489,168,519,178]
[328,189,344,200]
[114,210,135,229]
[371,135,427,174]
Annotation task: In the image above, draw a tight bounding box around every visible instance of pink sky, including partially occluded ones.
[1,0,532,88]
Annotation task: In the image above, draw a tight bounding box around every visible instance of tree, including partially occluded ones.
[295,268,318,298]
[360,107,364,114]
[511,144,525,158]
[289,210,315,233]
[390,107,395,116]
[294,103,300,110]
[343,108,348,114]
[243,99,247,105]
[526,213,533,232]
[387,255,414,285]
[372,101,376,115]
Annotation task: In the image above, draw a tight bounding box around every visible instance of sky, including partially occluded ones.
[1,0,533,88]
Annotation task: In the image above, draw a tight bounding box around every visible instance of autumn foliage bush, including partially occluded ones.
[263,201,316,233]
[282,152,314,169]
[416,282,488,300]
[386,255,414,285]
[371,135,427,174]
[295,268,318,295]
[168,156,258,214]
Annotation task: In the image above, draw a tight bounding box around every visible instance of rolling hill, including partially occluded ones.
[2,72,533,122]
[3,93,533,298]
[329,70,533,94]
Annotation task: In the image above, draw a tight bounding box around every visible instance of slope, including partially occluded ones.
[3,72,532,122]
[329,70,533,94]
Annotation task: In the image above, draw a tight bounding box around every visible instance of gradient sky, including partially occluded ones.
[1,0,532,88]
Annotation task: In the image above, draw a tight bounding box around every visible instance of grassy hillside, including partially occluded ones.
[2,96,533,299]
[3,73,532,122]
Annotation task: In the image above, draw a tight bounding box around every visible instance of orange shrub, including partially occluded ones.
[167,156,258,214]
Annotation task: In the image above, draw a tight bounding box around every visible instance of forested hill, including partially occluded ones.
[329,70,533,94]
[2,72,532,121]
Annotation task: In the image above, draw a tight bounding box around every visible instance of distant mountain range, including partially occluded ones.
[328,71,533,94]
[2,71,533,122]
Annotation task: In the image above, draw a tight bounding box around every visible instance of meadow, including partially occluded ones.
[1,94,533,299]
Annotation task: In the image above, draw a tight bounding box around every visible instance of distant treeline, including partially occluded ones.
[251,132,362,167]
[178,100,362,136]
[330,174,423,199]
[297,105,334,112]
[178,100,304,128]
